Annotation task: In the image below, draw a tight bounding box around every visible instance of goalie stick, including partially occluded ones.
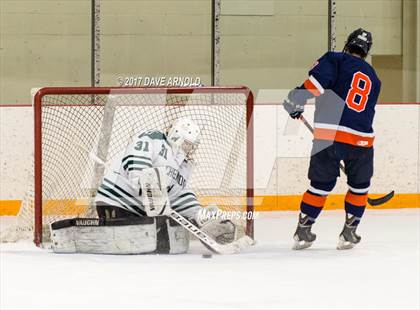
[299,115,394,206]
[73,141,255,254]
[167,209,254,254]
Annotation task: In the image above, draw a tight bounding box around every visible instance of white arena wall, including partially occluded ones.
[0,99,419,212]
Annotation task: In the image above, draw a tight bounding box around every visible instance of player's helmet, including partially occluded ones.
[344,28,373,58]
[167,118,200,158]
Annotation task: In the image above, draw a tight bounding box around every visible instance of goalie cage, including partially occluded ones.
[1,86,254,246]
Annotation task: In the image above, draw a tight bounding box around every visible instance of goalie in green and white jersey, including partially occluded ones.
[94,117,236,251]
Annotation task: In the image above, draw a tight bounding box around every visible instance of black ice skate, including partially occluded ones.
[292,213,316,250]
[337,214,361,250]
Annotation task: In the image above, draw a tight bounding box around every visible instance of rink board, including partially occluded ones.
[0,103,419,216]
[0,193,419,216]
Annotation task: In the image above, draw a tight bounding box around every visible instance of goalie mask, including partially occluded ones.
[167,118,200,163]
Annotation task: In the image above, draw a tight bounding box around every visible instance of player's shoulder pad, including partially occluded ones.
[137,130,168,141]
[322,51,344,61]
[311,52,341,70]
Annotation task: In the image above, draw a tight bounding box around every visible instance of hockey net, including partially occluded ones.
[1,87,254,245]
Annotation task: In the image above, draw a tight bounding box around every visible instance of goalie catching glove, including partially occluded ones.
[193,205,236,244]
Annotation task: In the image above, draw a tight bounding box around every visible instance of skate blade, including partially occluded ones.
[337,238,356,250]
[292,240,313,250]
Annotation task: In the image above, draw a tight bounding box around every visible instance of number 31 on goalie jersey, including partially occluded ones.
[345,71,372,113]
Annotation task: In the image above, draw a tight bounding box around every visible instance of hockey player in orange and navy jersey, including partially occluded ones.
[283,28,381,250]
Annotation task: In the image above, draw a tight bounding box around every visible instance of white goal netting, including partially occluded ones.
[1,87,254,245]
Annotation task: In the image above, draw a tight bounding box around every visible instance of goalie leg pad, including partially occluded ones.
[166,218,189,254]
[51,217,189,255]
[153,217,189,254]
[51,217,157,254]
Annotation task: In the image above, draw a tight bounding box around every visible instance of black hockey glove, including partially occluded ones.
[283,98,304,119]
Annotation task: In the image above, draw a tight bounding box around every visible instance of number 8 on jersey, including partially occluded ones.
[345,71,372,113]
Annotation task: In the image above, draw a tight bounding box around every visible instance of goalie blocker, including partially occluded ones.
[50,216,189,254]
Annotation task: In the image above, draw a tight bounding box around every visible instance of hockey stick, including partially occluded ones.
[73,140,255,254]
[299,115,394,206]
[167,210,254,254]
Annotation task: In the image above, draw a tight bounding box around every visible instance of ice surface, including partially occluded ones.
[1,209,419,310]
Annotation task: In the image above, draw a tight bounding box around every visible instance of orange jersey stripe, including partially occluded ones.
[304,79,321,97]
[302,192,327,208]
[314,128,374,147]
[345,191,368,207]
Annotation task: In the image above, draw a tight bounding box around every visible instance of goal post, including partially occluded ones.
[30,86,254,246]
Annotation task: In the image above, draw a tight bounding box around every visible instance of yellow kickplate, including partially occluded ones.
[0,200,22,216]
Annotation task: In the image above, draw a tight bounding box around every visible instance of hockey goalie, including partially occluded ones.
[51,118,236,254]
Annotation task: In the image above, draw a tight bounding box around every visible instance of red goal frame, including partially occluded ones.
[33,86,255,245]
